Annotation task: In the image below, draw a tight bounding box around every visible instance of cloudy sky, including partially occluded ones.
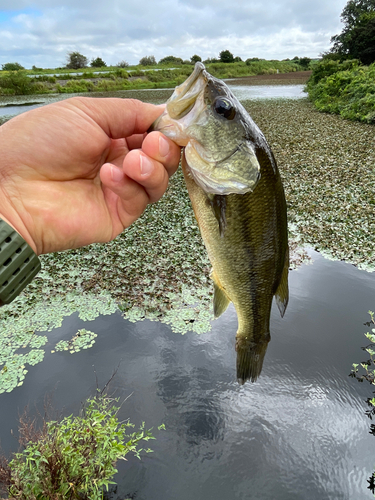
[0,0,348,69]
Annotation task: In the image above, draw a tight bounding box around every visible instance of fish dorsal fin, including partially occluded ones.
[275,248,289,318]
[211,270,231,318]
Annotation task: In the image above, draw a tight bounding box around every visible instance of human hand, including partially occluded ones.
[0,97,181,255]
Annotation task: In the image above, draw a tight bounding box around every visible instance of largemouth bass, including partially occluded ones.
[152,62,289,383]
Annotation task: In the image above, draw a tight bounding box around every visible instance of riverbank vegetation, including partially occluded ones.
[306,0,375,123]
[350,310,375,495]
[0,59,308,96]
[0,391,160,499]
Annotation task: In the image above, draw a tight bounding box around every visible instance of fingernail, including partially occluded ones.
[140,155,154,176]
[111,165,124,182]
[159,136,170,157]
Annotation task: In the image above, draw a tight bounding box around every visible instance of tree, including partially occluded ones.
[190,54,202,64]
[298,57,312,69]
[1,62,24,71]
[139,55,156,66]
[90,57,107,68]
[116,60,129,68]
[219,50,234,63]
[66,52,88,70]
[330,0,375,64]
[158,55,183,65]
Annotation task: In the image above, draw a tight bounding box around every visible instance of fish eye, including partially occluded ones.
[213,97,236,120]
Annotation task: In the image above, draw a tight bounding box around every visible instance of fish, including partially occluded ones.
[151,62,289,383]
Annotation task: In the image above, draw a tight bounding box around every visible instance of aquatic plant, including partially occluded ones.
[244,98,375,271]
[349,310,375,495]
[0,392,161,500]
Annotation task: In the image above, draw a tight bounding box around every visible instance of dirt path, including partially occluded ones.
[225,71,312,86]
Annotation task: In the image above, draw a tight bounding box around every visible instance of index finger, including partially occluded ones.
[65,97,164,139]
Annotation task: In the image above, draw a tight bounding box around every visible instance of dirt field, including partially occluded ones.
[225,70,312,86]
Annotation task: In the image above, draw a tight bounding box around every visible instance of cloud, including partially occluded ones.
[0,0,348,68]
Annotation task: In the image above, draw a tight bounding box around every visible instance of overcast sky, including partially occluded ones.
[0,0,349,69]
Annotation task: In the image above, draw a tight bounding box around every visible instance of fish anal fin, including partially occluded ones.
[212,270,231,318]
[275,248,289,318]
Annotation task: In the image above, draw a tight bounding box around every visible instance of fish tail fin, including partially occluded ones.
[211,270,231,318]
[235,334,270,384]
[275,247,289,318]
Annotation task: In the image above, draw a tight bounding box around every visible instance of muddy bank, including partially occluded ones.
[226,71,312,86]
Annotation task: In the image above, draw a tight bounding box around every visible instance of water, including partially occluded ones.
[0,84,306,120]
[0,250,374,499]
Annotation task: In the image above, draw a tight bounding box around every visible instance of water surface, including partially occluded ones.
[0,84,306,120]
[0,250,374,499]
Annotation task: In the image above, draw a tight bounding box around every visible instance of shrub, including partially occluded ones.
[219,50,234,63]
[66,52,88,69]
[2,392,161,500]
[306,60,375,123]
[116,60,129,68]
[0,71,34,95]
[91,57,107,68]
[158,55,183,65]
[139,55,156,66]
[1,62,25,71]
[190,54,202,64]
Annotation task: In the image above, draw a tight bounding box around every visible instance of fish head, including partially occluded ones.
[151,62,261,195]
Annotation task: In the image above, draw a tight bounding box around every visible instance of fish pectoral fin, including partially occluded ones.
[212,271,231,318]
[275,248,289,318]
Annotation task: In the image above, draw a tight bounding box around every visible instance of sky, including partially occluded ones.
[0,0,349,69]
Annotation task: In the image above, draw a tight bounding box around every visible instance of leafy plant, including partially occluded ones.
[66,52,88,70]
[139,55,156,66]
[91,57,107,68]
[350,310,375,495]
[306,60,375,123]
[219,50,235,63]
[1,392,162,500]
[0,71,34,95]
[1,62,25,71]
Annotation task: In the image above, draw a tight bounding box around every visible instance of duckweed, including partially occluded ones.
[1,97,374,392]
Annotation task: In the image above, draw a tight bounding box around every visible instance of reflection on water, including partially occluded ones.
[0,250,375,499]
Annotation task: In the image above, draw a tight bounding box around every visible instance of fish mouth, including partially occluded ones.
[150,62,209,146]
[166,62,207,120]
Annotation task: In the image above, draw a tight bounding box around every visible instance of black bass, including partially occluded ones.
[152,62,289,383]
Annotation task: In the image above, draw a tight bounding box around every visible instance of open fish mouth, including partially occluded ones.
[151,62,262,195]
[166,62,207,120]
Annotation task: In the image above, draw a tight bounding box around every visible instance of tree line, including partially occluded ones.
[1,50,312,72]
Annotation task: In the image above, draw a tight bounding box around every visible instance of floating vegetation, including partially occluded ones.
[0,292,117,393]
[52,329,97,354]
[244,98,375,271]
[0,97,374,392]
